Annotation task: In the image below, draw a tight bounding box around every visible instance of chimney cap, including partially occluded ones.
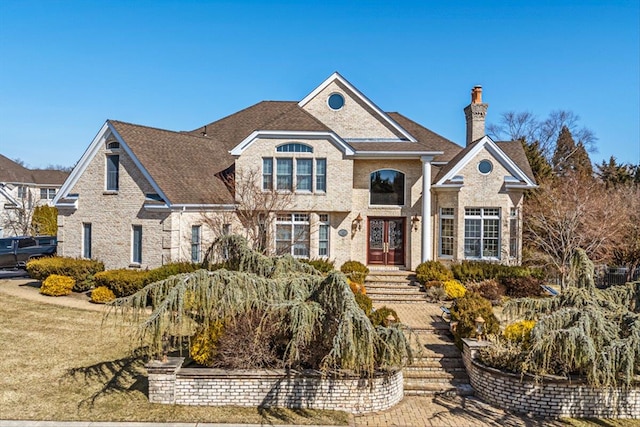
[471,86,483,104]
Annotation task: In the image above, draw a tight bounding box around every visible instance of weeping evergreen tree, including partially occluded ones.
[108,235,411,375]
[499,249,640,387]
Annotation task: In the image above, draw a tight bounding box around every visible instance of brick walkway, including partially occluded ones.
[352,301,566,427]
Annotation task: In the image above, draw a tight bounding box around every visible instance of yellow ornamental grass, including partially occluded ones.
[347,278,366,295]
[503,320,536,345]
[90,286,116,304]
[443,279,466,299]
[40,274,75,296]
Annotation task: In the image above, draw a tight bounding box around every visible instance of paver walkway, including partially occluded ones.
[1,277,567,426]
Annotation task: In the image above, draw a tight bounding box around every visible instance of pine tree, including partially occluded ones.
[522,139,553,184]
[573,141,593,179]
[552,126,577,177]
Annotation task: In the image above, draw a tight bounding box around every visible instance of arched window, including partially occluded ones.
[370,170,405,205]
[106,141,120,150]
[276,143,313,153]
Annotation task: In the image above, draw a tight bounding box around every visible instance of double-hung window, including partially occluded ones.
[509,208,519,259]
[40,188,56,199]
[276,213,309,257]
[262,158,273,190]
[316,159,326,192]
[439,208,454,257]
[276,158,293,191]
[318,214,330,257]
[191,225,201,263]
[464,208,500,259]
[296,159,313,191]
[132,225,142,264]
[106,155,119,191]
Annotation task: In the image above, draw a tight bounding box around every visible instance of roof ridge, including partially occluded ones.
[109,120,212,142]
[192,100,298,132]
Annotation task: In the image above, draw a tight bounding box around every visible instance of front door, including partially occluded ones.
[367,217,405,266]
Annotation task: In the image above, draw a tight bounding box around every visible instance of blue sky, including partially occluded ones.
[1,0,638,168]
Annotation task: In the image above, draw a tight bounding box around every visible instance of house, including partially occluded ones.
[53,73,536,271]
[0,155,69,237]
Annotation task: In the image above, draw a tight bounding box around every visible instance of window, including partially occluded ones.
[328,93,345,110]
[107,141,120,150]
[509,208,519,259]
[316,159,326,192]
[478,159,493,174]
[262,158,273,190]
[83,223,92,259]
[464,208,500,259]
[40,188,56,199]
[276,213,309,257]
[370,170,405,205]
[132,225,142,264]
[277,143,313,153]
[106,155,119,191]
[17,186,27,199]
[276,158,293,191]
[296,159,312,191]
[191,225,201,263]
[318,214,330,257]
[439,208,454,257]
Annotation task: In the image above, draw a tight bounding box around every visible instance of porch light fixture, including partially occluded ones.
[354,213,363,231]
[475,315,485,341]
[411,214,420,231]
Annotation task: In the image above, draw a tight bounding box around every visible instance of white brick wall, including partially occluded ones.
[147,358,404,414]
[462,340,640,418]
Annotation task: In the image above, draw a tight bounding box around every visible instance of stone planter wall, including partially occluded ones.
[462,339,640,418]
[147,357,403,414]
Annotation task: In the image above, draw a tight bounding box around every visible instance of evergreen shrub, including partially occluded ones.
[503,320,535,346]
[340,260,369,284]
[443,279,466,299]
[90,286,116,304]
[94,269,149,298]
[145,262,201,284]
[450,291,500,349]
[466,279,506,304]
[370,306,399,327]
[415,260,453,286]
[451,261,534,284]
[27,257,104,292]
[354,292,373,317]
[40,274,75,296]
[301,258,335,274]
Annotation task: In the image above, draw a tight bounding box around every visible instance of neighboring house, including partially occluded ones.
[0,155,69,237]
[54,73,536,271]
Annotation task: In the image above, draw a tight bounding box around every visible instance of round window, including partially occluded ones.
[478,159,493,174]
[328,93,345,110]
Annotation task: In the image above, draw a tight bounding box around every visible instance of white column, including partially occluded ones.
[421,156,434,262]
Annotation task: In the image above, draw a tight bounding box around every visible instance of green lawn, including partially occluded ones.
[0,292,349,425]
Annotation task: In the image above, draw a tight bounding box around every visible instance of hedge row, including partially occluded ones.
[26,257,105,292]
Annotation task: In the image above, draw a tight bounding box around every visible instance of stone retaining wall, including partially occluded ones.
[147,357,403,414]
[462,339,640,418]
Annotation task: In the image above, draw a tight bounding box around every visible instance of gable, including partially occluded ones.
[434,136,536,188]
[298,72,415,142]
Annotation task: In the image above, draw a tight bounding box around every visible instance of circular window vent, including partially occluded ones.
[328,93,345,110]
[478,159,493,174]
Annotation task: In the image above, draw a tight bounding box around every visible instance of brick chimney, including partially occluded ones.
[464,85,488,146]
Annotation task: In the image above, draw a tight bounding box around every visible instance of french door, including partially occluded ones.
[367,217,405,266]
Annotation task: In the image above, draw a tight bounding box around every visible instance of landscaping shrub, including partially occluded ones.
[145,262,201,283]
[503,320,535,347]
[90,286,116,304]
[370,306,400,327]
[354,292,373,317]
[502,276,545,298]
[450,291,500,349]
[40,274,75,296]
[94,269,149,298]
[466,279,506,304]
[451,261,535,284]
[443,279,466,299]
[425,285,447,302]
[301,258,335,274]
[340,260,369,284]
[415,260,453,286]
[27,256,104,292]
[189,320,225,366]
[347,278,366,295]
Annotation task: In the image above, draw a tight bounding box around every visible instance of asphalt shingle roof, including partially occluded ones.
[0,154,69,185]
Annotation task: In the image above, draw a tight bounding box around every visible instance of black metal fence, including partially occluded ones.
[547,266,640,288]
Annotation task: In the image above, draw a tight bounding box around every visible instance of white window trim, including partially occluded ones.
[318,214,330,258]
[275,213,310,258]
[263,154,327,194]
[439,208,454,258]
[131,225,142,265]
[464,207,501,260]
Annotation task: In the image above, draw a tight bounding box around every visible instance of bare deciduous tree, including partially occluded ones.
[201,168,294,258]
[2,187,36,236]
[523,175,626,289]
